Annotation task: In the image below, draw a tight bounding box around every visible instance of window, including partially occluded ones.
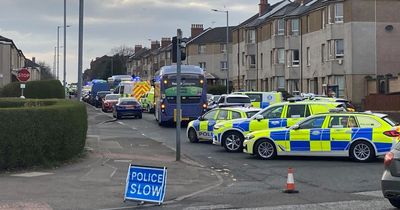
[277,77,285,89]
[249,55,256,68]
[286,105,308,118]
[335,3,343,23]
[260,53,264,69]
[306,47,311,66]
[322,9,326,28]
[270,51,273,66]
[306,15,310,33]
[291,19,299,36]
[321,44,325,63]
[242,52,245,66]
[328,116,358,128]
[198,45,206,54]
[231,111,242,119]
[199,62,206,70]
[246,94,262,102]
[220,61,227,70]
[335,39,344,58]
[246,111,259,118]
[328,40,334,60]
[261,105,283,119]
[357,116,382,128]
[328,4,333,24]
[217,110,229,120]
[220,44,227,53]
[203,110,217,120]
[226,97,251,103]
[299,116,326,129]
[292,50,300,66]
[277,19,285,35]
[166,52,171,59]
[335,75,345,97]
[277,49,284,64]
[247,30,256,43]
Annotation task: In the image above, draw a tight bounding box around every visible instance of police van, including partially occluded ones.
[233,91,282,108]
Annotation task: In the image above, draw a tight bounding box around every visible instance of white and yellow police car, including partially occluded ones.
[243,112,400,162]
[187,107,260,143]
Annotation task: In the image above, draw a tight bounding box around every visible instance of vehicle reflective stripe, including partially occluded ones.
[260,102,270,108]
[290,141,310,151]
[289,129,310,151]
[351,128,372,141]
[269,119,286,128]
[271,130,290,151]
[208,120,216,131]
[374,142,393,153]
[199,121,208,132]
[319,129,331,151]
[193,120,200,131]
[251,102,261,108]
[233,120,250,131]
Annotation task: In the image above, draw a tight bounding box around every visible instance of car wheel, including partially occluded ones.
[138,114,142,119]
[188,128,199,143]
[254,139,277,160]
[350,141,375,162]
[389,199,400,208]
[223,131,243,152]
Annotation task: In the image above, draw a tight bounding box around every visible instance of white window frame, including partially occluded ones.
[292,50,300,67]
[278,49,285,64]
[335,39,344,58]
[291,19,299,36]
[335,75,345,97]
[249,55,256,68]
[220,61,227,70]
[247,30,256,43]
[335,3,344,23]
[322,9,326,28]
[198,44,206,54]
[321,44,325,63]
[277,19,285,35]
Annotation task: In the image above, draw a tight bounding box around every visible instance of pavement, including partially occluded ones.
[0,105,221,210]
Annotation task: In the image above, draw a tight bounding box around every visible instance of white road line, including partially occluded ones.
[11,172,54,177]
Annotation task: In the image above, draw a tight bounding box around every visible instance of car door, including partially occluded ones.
[290,116,327,152]
[327,115,358,152]
[198,109,219,140]
[249,105,285,132]
[286,104,311,127]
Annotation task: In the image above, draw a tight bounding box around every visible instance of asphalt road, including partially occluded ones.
[99,109,396,210]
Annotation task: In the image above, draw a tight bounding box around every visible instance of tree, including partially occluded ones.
[110,45,134,75]
[37,61,55,80]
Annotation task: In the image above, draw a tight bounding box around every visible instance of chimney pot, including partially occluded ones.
[32,57,36,63]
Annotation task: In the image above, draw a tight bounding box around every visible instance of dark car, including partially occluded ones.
[95,91,111,108]
[113,98,142,119]
[382,140,400,208]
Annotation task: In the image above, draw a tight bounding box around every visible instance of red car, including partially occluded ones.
[102,94,120,112]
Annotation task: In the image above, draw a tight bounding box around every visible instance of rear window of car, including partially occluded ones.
[105,95,119,100]
[120,101,139,106]
[356,116,381,128]
[383,117,400,127]
[226,97,250,103]
[246,94,262,102]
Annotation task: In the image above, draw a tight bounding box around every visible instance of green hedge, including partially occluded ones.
[0,99,87,169]
[1,80,64,99]
[207,85,233,95]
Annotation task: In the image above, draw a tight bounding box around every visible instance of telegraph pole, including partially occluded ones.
[176,29,182,161]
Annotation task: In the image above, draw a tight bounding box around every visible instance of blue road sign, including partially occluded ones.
[124,165,167,204]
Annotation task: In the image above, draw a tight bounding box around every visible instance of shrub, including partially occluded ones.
[1,80,64,99]
[207,85,233,95]
[0,99,87,169]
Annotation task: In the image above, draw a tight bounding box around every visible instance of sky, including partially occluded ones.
[0,0,279,83]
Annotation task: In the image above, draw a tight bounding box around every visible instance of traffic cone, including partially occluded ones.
[283,168,299,193]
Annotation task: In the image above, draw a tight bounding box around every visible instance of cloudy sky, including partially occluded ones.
[0,0,279,83]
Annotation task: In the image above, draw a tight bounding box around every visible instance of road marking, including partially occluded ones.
[353,190,383,198]
[114,160,132,163]
[11,172,53,177]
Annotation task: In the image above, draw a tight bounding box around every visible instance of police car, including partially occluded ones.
[243,112,400,162]
[232,91,283,108]
[212,101,344,152]
[187,107,261,143]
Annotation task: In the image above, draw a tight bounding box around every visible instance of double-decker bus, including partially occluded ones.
[154,65,207,125]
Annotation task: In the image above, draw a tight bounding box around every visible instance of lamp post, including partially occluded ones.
[57,25,70,81]
[212,9,229,94]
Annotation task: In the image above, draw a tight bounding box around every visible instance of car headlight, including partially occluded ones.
[245,134,255,140]
[214,124,224,130]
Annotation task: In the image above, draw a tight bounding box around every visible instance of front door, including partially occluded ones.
[290,116,326,152]
[327,116,358,152]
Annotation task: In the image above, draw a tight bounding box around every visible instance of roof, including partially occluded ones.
[25,59,40,68]
[219,107,261,112]
[0,35,12,42]
[187,26,234,44]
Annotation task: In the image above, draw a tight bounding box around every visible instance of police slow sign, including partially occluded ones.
[124,165,167,204]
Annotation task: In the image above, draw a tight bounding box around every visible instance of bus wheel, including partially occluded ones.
[188,128,199,143]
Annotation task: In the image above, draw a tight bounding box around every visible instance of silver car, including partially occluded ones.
[382,142,400,208]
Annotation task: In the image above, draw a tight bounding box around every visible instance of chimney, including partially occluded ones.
[161,38,171,48]
[259,0,269,16]
[151,41,160,50]
[32,57,36,63]
[191,24,204,38]
[134,45,142,53]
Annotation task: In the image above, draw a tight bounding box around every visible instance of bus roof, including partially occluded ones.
[157,65,204,76]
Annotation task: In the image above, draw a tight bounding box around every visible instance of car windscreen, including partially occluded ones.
[97,91,111,97]
[246,111,259,118]
[226,97,250,103]
[105,95,119,100]
[119,101,139,106]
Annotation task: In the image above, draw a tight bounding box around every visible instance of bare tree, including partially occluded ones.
[110,45,135,57]
[37,61,55,80]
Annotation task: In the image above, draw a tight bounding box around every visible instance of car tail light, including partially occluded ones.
[384,130,400,137]
[161,104,165,112]
[384,152,394,167]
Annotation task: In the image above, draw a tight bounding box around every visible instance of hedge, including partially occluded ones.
[0,99,87,169]
[1,80,64,99]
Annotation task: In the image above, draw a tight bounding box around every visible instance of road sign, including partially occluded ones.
[124,164,167,204]
[17,68,30,82]
[20,84,26,89]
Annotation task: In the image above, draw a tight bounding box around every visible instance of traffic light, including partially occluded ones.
[172,36,186,63]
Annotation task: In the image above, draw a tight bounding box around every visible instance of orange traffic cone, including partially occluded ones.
[283,168,299,193]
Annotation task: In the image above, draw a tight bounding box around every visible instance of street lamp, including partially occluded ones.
[212,9,229,94]
[57,25,70,81]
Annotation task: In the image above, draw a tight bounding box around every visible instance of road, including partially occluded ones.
[99,109,395,209]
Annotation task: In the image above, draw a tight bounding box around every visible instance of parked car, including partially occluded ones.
[208,94,251,110]
[233,91,283,108]
[382,141,400,208]
[102,94,120,112]
[95,91,111,108]
[113,98,142,119]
